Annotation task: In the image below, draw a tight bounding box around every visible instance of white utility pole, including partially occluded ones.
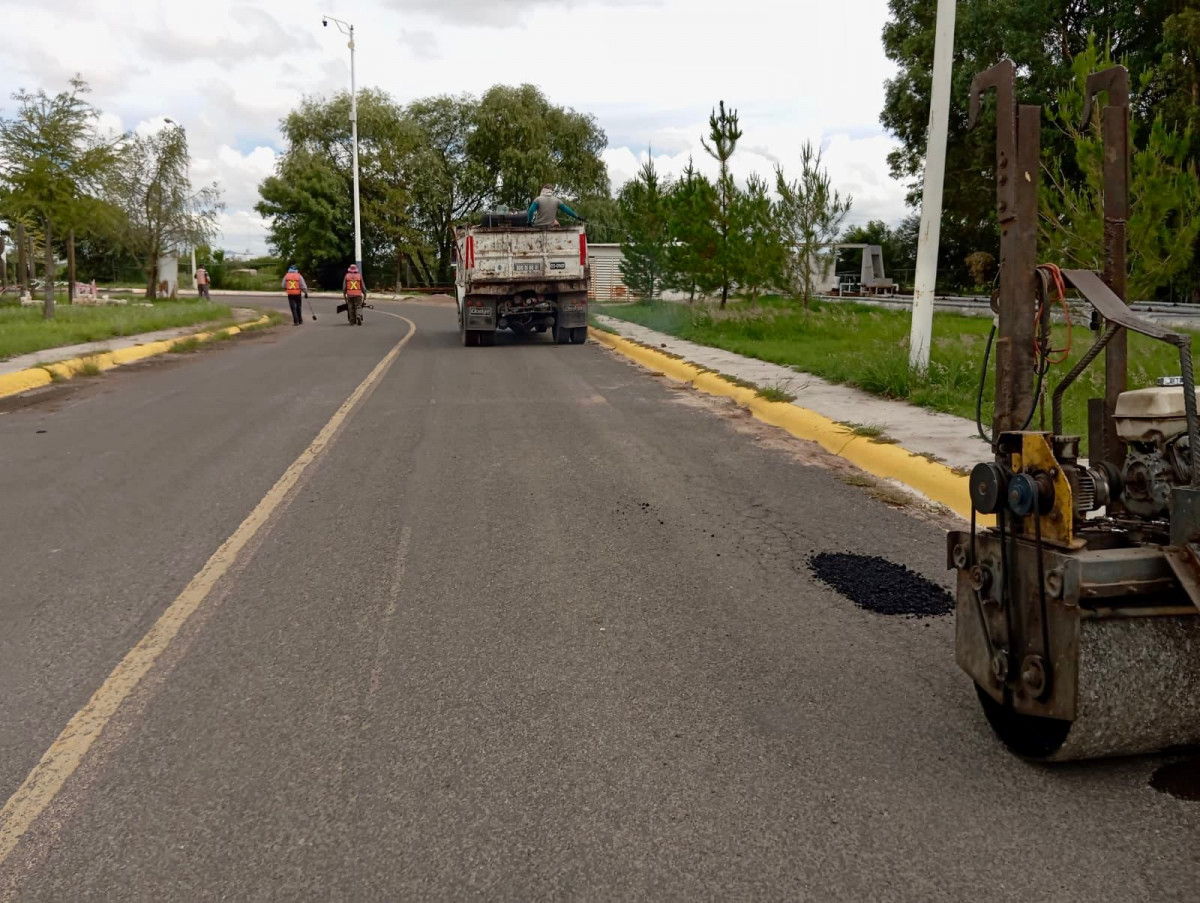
[323,15,363,272]
[908,0,957,371]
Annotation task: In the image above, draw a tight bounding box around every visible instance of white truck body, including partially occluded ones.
[454,220,590,346]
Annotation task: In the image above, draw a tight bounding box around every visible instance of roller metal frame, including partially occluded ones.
[948,62,1200,760]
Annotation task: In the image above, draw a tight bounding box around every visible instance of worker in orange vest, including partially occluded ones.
[282,265,309,325]
[342,264,366,325]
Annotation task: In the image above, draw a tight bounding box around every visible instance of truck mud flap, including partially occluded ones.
[557,301,588,329]
[464,298,496,329]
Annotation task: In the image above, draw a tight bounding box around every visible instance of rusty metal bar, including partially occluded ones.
[1084,66,1131,467]
[1010,104,1041,430]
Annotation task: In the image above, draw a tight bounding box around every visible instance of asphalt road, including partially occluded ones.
[0,296,1196,900]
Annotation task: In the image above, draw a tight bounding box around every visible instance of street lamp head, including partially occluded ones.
[322,17,328,26]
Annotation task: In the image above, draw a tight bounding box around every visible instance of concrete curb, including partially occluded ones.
[590,327,984,522]
[0,315,273,401]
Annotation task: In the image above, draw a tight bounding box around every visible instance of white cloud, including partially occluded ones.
[0,0,908,255]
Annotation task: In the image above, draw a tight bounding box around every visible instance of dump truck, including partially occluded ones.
[454,213,590,347]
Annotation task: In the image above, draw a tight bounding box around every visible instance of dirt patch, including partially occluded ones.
[808,552,954,617]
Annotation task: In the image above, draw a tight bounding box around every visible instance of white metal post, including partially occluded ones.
[349,24,362,273]
[908,0,957,371]
[325,15,363,274]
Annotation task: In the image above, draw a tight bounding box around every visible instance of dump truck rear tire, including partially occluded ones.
[571,326,588,344]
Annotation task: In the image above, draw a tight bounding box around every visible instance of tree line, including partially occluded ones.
[883,0,1200,301]
[0,77,222,318]
[256,84,613,290]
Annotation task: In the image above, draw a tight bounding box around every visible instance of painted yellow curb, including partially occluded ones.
[0,316,272,401]
[592,327,985,522]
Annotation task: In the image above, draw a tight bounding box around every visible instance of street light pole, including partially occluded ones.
[323,15,363,273]
[908,0,957,371]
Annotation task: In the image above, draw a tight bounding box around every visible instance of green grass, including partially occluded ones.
[76,357,103,377]
[597,299,1197,456]
[0,301,231,361]
[169,336,204,354]
[840,422,898,443]
[756,384,797,403]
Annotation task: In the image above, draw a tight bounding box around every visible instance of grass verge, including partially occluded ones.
[597,298,1197,456]
[0,301,232,361]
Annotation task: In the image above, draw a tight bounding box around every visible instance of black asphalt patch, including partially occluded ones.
[809,552,953,617]
[1151,756,1200,802]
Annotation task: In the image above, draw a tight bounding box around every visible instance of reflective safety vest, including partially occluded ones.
[285,273,303,294]
[344,275,363,297]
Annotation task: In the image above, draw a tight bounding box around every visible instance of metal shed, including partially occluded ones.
[587,243,631,301]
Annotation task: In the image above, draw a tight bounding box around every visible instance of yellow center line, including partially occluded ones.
[0,316,418,866]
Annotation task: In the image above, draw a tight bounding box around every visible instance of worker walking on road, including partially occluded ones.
[282,265,309,325]
[527,184,585,227]
[195,265,210,301]
[343,264,366,325]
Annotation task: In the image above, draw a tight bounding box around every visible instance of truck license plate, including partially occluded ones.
[514,263,541,273]
[549,261,566,270]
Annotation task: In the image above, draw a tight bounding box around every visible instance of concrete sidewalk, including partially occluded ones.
[0,308,261,376]
[595,314,991,474]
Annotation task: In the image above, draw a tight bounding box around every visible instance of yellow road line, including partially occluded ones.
[0,316,417,866]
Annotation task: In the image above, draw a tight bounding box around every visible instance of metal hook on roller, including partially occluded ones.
[1080,65,1130,128]
[967,59,1016,131]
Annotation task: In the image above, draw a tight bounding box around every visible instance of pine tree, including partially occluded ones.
[701,101,743,308]
[775,141,852,312]
[618,155,669,299]
[735,173,784,305]
[663,158,718,302]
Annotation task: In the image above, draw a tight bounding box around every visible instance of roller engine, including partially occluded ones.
[949,61,1200,761]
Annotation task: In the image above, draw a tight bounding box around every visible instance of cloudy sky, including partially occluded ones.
[2,0,907,256]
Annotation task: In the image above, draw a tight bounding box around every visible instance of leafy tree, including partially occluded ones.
[110,123,222,299]
[662,159,719,302]
[879,1,1177,290]
[404,94,488,283]
[571,194,624,244]
[257,89,418,288]
[0,76,119,318]
[701,101,743,308]
[1041,38,1200,300]
[258,85,612,288]
[618,156,670,299]
[775,141,852,311]
[735,173,784,304]
[467,84,609,210]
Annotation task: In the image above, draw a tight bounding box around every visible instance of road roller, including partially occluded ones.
[949,61,1200,760]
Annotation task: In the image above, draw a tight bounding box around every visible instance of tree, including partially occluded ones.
[775,141,852,311]
[111,123,222,299]
[0,76,119,318]
[258,85,612,289]
[404,94,488,283]
[735,173,784,304]
[257,89,419,288]
[662,159,719,302]
[618,156,670,299]
[1041,38,1200,301]
[571,194,624,244]
[467,84,609,210]
[701,101,743,308]
[879,1,1177,291]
